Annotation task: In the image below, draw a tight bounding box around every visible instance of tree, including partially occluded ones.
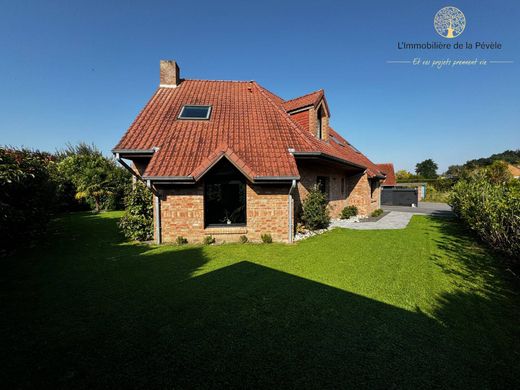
[57,144,130,212]
[395,170,414,181]
[415,159,438,179]
[445,165,463,178]
[484,160,512,184]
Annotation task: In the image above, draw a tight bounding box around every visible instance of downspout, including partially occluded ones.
[288,179,297,243]
[147,180,162,245]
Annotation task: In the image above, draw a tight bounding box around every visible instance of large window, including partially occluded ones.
[204,160,246,226]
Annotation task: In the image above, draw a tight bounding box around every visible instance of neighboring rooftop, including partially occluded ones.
[376,163,397,186]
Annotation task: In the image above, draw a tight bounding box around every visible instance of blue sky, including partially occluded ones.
[0,0,518,172]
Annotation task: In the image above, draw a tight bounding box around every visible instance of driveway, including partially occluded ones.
[382,202,454,217]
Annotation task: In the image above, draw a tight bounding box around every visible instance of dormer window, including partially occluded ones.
[178,105,212,120]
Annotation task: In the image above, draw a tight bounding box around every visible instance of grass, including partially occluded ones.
[1,212,519,389]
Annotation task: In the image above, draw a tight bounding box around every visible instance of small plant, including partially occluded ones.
[301,185,330,230]
[239,235,248,244]
[371,208,384,218]
[261,233,273,244]
[340,205,358,219]
[176,236,188,245]
[202,235,215,245]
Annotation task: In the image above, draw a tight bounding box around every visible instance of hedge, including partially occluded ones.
[449,171,520,263]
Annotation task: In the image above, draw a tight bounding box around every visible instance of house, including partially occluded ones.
[113,60,388,243]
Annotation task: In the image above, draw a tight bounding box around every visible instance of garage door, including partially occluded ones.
[381,187,418,206]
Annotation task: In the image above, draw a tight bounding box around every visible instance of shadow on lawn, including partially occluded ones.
[2,213,519,389]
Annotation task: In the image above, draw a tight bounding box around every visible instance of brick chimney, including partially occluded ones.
[160,60,180,87]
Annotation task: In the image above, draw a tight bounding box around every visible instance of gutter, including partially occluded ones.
[288,179,297,243]
[114,153,144,182]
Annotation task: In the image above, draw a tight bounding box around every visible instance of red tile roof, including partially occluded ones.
[282,90,324,112]
[114,79,384,181]
[376,163,396,185]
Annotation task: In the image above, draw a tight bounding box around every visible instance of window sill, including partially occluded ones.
[204,226,248,235]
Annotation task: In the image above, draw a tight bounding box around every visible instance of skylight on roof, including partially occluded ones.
[178,105,212,120]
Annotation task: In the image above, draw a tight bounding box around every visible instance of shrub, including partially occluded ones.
[176,236,188,246]
[118,181,153,241]
[301,185,330,230]
[239,235,248,244]
[0,148,57,254]
[261,234,272,244]
[371,209,384,218]
[340,205,358,219]
[450,169,519,263]
[203,235,215,245]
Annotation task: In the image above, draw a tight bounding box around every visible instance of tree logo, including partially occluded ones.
[434,6,466,38]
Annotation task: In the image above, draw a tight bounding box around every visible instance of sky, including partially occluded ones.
[0,0,518,173]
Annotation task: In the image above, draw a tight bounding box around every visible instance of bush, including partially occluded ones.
[118,181,153,241]
[203,235,215,245]
[176,236,188,246]
[340,205,358,219]
[261,234,272,244]
[450,169,519,263]
[301,185,330,230]
[371,209,384,218]
[0,148,57,254]
[239,235,248,244]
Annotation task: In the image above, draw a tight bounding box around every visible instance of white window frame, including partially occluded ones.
[178,105,212,120]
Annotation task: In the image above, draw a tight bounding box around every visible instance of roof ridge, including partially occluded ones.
[181,78,253,83]
[283,89,323,103]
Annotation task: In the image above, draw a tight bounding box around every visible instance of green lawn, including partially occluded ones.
[1,212,518,389]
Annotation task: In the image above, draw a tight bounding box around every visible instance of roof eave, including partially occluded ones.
[144,175,300,184]
[292,151,367,170]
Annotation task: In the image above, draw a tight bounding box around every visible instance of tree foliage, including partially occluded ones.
[396,170,415,181]
[118,181,154,241]
[57,143,130,212]
[415,159,438,179]
[464,149,520,169]
[301,185,330,230]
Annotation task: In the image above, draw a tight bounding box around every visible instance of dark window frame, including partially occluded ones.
[203,161,247,227]
[178,105,212,120]
[317,176,330,200]
[317,108,323,139]
[370,179,378,198]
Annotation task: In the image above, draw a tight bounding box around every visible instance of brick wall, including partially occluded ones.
[295,162,380,219]
[157,182,292,244]
[345,173,381,216]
